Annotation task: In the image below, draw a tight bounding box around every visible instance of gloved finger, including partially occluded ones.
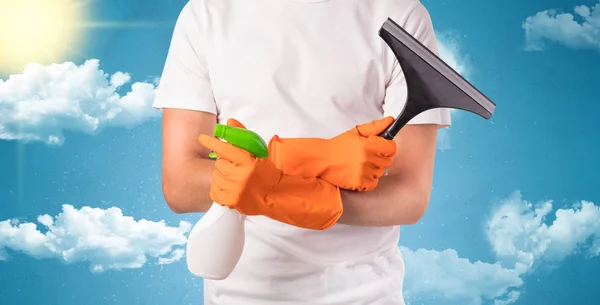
[367,165,387,180]
[362,162,386,181]
[359,178,378,192]
[209,187,221,205]
[211,170,229,191]
[365,135,397,157]
[360,164,387,190]
[210,174,238,208]
[368,153,394,169]
[212,170,240,189]
[354,116,394,137]
[210,187,234,208]
[365,136,397,157]
[227,118,247,129]
[209,176,225,205]
[198,134,254,165]
[214,159,240,180]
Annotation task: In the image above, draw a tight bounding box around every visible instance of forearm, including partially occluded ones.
[336,174,431,227]
[162,157,215,214]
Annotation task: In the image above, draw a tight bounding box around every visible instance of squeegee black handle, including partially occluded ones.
[378,117,405,140]
[378,128,396,140]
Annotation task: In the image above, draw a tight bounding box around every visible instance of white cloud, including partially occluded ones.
[523,1,600,51]
[0,59,159,145]
[493,291,521,305]
[2,192,597,304]
[402,247,523,305]
[400,192,600,305]
[433,33,472,150]
[436,33,471,77]
[0,204,191,272]
[158,248,185,265]
[486,190,600,270]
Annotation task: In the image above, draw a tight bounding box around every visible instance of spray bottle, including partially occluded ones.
[185,124,269,280]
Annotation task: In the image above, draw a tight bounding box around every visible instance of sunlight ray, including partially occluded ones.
[76,21,174,28]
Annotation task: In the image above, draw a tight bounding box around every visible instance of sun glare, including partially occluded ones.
[0,0,87,74]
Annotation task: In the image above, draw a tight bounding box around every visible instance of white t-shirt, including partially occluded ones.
[154,0,451,304]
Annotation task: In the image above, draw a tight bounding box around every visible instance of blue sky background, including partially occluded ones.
[1,0,599,304]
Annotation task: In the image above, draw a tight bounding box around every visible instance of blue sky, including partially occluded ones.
[1,0,599,304]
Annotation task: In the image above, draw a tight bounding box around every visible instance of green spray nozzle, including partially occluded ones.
[208,124,269,159]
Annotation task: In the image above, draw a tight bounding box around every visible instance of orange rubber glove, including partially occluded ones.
[198,133,343,230]
[225,118,247,129]
[268,117,397,192]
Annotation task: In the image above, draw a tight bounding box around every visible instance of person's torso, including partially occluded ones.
[193,0,421,303]
[197,0,420,139]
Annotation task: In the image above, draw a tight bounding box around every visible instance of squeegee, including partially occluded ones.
[185,18,497,280]
[378,18,496,139]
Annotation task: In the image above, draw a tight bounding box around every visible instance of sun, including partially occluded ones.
[0,0,88,74]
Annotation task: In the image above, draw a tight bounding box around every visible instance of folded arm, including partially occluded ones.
[337,124,440,226]
[160,108,217,213]
[337,3,448,226]
[160,110,439,228]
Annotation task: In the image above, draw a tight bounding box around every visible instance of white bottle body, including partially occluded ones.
[186,202,246,280]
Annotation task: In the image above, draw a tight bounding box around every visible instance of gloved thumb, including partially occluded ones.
[227,118,247,129]
[354,116,394,137]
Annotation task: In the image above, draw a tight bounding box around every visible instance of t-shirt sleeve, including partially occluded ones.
[382,3,451,128]
[152,1,217,114]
